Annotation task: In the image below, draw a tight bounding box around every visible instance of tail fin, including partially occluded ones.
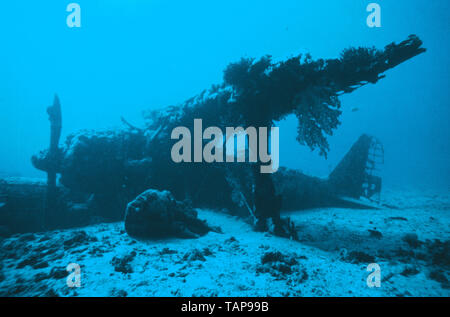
[328,134,383,200]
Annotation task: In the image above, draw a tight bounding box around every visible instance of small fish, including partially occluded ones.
[351,107,359,112]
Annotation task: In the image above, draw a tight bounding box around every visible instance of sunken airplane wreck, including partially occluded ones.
[0,35,425,239]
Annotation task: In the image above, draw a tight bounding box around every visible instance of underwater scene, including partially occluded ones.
[0,1,449,300]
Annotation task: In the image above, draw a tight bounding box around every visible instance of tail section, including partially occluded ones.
[328,134,383,200]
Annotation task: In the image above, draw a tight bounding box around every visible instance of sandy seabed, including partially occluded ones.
[0,186,448,297]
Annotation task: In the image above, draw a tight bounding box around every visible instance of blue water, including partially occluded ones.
[0,0,449,190]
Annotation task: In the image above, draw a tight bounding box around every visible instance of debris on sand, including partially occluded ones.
[386,216,408,222]
[257,251,307,282]
[110,288,128,297]
[261,251,298,266]
[429,270,449,289]
[16,253,41,269]
[124,189,219,239]
[224,236,238,244]
[368,229,383,239]
[159,248,178,256]
[400,266,420,277]
[48,266,68,279]
[63,231,98,249]
[426,239,450,269]
[181,248,214,262]
[402,233,421,248]
[344,251,375,264]
[111,251,137,274]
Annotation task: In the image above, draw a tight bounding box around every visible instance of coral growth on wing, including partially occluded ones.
[144,34,425,157]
